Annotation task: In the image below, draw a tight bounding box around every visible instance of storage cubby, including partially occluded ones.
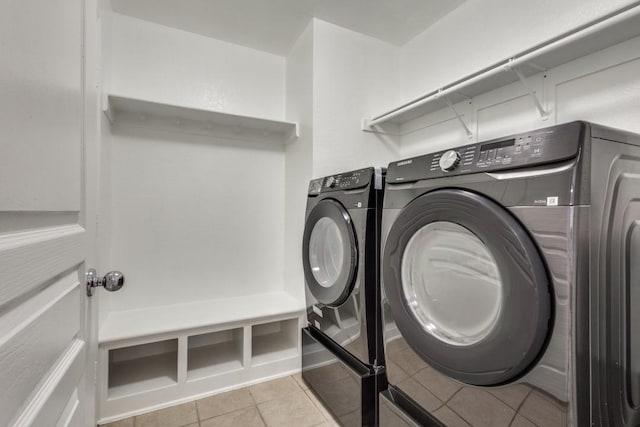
[251,318,299,366]
[108,339,178,399]
[187,328,243,381]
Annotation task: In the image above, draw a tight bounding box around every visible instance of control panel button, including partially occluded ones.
[439,150,461,172]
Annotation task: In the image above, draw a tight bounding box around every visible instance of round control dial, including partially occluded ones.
[325,176,337,188]
[439,150,461,172]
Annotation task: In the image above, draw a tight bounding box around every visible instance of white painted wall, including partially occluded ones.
[100,13,290,315]
[283,19,404,301]
[284,22,314,300]
[104,12,286,119]
[311,19,402,178]
[399,0,639,103]
[102,126,285,311]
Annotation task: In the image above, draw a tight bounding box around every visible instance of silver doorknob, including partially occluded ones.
[86,268,125,296]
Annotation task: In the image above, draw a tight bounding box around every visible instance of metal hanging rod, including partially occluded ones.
[365,3,640,129]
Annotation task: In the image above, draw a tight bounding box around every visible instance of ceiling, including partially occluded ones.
[110,0,466,56]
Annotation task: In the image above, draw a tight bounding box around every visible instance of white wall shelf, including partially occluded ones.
[362,4,640,135]
[103,94,299,144]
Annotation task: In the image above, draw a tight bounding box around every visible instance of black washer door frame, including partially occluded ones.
[303,198,358,307]
[383,188,552,386]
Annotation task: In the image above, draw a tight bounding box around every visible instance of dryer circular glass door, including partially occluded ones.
[303,199,358,306]
[383,188,552,386]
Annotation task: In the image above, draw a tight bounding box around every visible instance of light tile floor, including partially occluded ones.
[100,374,340,427]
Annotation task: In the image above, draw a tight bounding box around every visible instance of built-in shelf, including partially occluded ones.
[251,318,299,366]
[99,312,303,423]
[108,340,178,399]
[103,94,299,144]
[363,4,640,133]
[98,293,304,422]
[99,291,304,345]
[187,328,244,382]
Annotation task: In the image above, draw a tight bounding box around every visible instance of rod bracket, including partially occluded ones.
[506,58,548,120]
[437,90,473,138]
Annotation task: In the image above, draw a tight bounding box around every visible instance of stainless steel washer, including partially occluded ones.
[379,121,640,427]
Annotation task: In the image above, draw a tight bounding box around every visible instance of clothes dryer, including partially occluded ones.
[301,167,387,426]
[379,122,640,426]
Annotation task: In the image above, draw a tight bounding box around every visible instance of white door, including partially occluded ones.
[0,0,99,425]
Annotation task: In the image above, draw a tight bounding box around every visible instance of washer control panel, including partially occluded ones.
[388,122,583,183]
[308,168,373,195]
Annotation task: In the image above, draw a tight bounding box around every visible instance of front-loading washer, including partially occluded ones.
[379,121,640,426]
[301,167,387,426]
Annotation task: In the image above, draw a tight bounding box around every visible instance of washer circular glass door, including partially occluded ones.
[303,199,358,306]
[308,217,345,288]
[383,188,552,386]
[401,221,502,346]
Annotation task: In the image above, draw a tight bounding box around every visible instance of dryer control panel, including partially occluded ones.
[387,122,584,183]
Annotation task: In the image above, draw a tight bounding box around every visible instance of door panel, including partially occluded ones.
[0,225,84,307]
[13,340,86,426]
[0,274,81,424]
[0,0,97,425]
[0,0,82,211]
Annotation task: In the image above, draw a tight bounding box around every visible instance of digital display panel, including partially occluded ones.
[481,138,516,152]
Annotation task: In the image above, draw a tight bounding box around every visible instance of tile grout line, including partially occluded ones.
[490,390,528,411]
[194,398,201,422]
[255,403,269,427]
[439,387,475,426]
[295,372,337,424]
[508,388,536,427]
[250,382,267,427]
[304,389,339,425]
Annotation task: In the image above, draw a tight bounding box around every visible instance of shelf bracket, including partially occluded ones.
[361,118,402,136]
[440,92,473,138]
[102,94,114,124]
[507,59,548,120]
